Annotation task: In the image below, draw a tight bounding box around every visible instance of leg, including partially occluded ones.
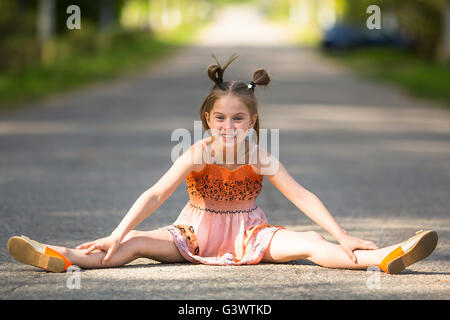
[262,229,399,270]
[49,228,186,269]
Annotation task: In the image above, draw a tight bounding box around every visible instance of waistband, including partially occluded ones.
[187,200,258,214]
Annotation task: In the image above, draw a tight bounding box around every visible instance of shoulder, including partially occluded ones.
[183,137,214,173]
[249,144,281,176]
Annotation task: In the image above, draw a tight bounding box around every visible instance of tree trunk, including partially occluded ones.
[438,0,450,62]
[37,0,55,63]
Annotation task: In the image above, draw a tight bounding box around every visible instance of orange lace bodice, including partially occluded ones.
[186,164,263,202]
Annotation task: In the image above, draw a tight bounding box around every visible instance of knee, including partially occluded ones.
[305,231,325,242]
[128,230,142,237]
[121,231,147,256]
[122,230,141,242]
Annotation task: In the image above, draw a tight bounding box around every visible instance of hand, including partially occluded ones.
[337,232,378,264]
[76,234,122,265]
[205,135,216,158]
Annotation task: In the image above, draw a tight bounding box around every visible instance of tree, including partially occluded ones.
[37,0,56,63]
[439,0,450,62]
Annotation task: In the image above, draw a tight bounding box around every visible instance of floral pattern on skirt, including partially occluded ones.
[163,223,285,265]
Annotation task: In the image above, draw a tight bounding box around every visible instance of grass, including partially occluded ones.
[0,21,205,112]
[322,47,450,107]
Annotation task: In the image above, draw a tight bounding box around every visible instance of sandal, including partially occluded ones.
[378,230,438,274]
[6,235,72,273]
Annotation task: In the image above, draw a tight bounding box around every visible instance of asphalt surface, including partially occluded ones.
[1,6,449,300]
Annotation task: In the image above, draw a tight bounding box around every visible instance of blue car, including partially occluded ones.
[321,24,408,50]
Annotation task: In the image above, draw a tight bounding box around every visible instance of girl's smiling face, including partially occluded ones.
[205,95,257,147]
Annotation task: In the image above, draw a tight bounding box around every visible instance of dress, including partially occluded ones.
[162,142,285,265]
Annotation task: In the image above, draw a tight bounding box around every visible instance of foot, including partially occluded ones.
[378,230,438,274]
[6,235,72,273]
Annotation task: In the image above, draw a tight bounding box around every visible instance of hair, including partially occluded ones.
[199,53,271,144]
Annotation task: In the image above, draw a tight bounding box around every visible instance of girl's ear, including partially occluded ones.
[204,112,211,126]
[250,114,257,128]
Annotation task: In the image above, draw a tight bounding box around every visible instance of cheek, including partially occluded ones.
[236,120,252,130]
[206,120,221,137]
[208,119,220,129]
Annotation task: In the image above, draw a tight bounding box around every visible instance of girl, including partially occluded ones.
[7,54,438,275]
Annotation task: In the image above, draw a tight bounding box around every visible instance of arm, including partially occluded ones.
[111,139,208,240]
[111,150,195,240]
[261,149,377,262]
[264,156,347,241]
[77,138,212,262]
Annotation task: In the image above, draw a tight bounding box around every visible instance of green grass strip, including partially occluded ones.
[323,47,450,107]
[0,22,204,111]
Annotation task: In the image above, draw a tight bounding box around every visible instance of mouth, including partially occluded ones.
[216,130,246,144]
[219,131,237,140]
[221,136,235,144]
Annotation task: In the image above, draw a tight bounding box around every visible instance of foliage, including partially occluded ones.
[340,0,447,57]
[324,47,450,106]
[0,0,211,109]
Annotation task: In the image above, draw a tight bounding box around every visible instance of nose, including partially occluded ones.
[224,118,233,131]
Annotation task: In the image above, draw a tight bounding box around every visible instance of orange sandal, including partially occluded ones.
[378,230,438,274]
[6,235,72,273]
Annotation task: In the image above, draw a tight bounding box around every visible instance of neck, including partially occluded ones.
[215,139,249,165]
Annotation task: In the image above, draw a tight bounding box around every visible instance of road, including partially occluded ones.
[1,5,449,299]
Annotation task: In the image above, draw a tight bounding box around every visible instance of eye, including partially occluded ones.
[234,117,243,121]
[215,116,224,120]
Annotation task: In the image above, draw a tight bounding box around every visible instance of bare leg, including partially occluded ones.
[262,229,399,270]
[49,229,185,269]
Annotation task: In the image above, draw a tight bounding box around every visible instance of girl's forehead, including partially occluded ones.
[212,96,249,114]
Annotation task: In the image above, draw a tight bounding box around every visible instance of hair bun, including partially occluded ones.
[252,69,271,87]
[207,53,239,87]
[207,64,222,86]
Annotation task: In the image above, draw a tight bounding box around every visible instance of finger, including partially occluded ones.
[102,245,116,265]
[205,135,215,144]
[368,241,379,249]
[361,240,378,250]
[345,248,357,264]
[359,244,376,250]
[76,242,93,250]
[102,249,112,264]
[351,251,358,264]
[365,242,378,250]
[84,244,99,255]
[83,245,95,255]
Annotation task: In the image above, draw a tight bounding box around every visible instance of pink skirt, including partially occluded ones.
[162,200,285,265]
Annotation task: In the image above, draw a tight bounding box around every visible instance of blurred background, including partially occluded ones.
[1,1,449,300]
[0,0,213,109]
[1,0,449,110]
